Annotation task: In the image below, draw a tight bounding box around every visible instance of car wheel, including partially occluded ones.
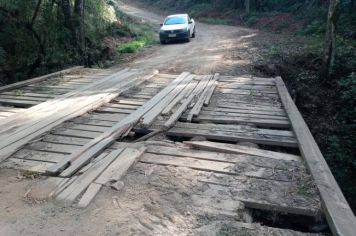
[160,39,166,44]
[192,29,196,38]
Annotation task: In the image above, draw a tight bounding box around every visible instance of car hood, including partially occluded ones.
[161,24,187,31]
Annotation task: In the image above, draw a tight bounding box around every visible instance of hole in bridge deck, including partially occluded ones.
[249,208,330,234]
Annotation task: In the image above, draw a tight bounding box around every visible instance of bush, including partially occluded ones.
[118,37,148,53]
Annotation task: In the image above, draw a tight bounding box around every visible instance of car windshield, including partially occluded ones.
[164,16,187,25]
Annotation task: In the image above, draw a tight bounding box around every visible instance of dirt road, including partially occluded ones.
[117,1,260,75]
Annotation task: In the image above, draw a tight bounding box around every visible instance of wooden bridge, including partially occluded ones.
[0,67,355,236]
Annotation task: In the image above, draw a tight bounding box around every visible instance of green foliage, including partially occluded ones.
[0,0,127,84]
[244,15,259,27]
[118,37,148,53]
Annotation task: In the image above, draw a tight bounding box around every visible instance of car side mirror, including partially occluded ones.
[160,23,163,26]
[188,20,192,24]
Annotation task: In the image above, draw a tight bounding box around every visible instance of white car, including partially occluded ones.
[159,14,196,44]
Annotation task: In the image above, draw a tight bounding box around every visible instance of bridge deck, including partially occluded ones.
[0,69,354,236]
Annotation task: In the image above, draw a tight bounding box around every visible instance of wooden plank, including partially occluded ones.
[157,121,295,138]
[43,134,91,146]
[164,79,200,128]
[219,84,277,90]
[0,106,26,113]
[0,66,83,93]
[183,141,301,162]
[215,99,281,107]
[0,91,56,99]
[114,99,145,106]
[95,147,146,185]
[0,98,40,107]
[55,150,119,205]
[0,70,157,163]
[140,153,295,181]
[0,95,48,102]
[50,72,192,176]
[103,103,140,109]
[275,77,356,236]
[196,115,290,128]
[219,88,278,95]
[77,183,102,208]
[146,145,301,169]
[187,74,216,120]
[12,149,68,163]
[140,73,192,127]
[203,106,286,116]
[52,128,102,139]
[73,118,116,127]
[161,76,198,115]
[197,110,289,121]
[0,68,131,134]
[186,75,213,121]
[28,142,80,154]
[204,73,219,106]
[96,107,133,114]
[69,124,108,133]
[89,113,126,122]
[167,126,297,147]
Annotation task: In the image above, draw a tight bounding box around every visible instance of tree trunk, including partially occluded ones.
[321,0,340,80]
[74,0,86,64]
[245,0,250,15]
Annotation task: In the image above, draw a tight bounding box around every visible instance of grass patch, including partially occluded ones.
[118,37,149,53]
[109,1,157,54]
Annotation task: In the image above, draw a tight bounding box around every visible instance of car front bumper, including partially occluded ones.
[159,31,190,41]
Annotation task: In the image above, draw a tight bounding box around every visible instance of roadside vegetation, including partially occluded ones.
[0,0,155,85]
[132,0,356,212]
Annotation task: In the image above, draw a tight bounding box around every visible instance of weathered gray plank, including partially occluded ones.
[276,77,356,236]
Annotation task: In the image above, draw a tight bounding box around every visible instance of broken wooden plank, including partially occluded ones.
[275,76,356,236]
[55,150,120,205]
[95,147,146,185]
[77,183,102,208]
